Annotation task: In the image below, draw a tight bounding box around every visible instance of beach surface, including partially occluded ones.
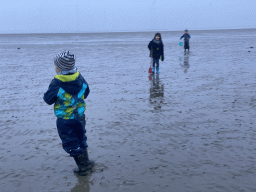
[0,29,256,192]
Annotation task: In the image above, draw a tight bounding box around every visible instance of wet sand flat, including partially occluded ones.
[0,29,256,192]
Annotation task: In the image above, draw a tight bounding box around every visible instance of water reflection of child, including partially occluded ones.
[180,52,190,73]
[183,53,190,73]
[148,33,164,74]
[149,74,164,109]
[180,29,191,52]
[71,173,90,192]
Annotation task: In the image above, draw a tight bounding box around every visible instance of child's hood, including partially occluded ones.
[54,72,84,95]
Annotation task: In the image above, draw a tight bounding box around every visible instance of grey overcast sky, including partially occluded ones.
[0,0,255,34]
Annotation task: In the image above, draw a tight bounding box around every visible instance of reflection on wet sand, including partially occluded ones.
[148,73,164,109]
[180,52,190,73]
[71,174,90,192]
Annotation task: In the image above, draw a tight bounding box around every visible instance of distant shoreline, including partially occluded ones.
[1,27,255,35]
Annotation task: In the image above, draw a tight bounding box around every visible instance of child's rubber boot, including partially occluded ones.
[82,148,95,170]
[152,67,155,74]
[73,148,94,176]
[156,67,159,73]
[73,154,88,175]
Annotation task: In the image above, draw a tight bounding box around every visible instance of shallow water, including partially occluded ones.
[0,29,256,192]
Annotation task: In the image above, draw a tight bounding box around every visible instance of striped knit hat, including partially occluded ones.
[54,51,75,71]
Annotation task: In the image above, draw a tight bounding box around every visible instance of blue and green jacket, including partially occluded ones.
[44,72,90,120]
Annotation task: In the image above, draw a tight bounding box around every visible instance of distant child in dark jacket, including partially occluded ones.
[180,29,191,52]
[44,51,94,176]
[148,33,164,74]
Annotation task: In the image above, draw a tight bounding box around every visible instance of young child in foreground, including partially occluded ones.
[43,50,94,176]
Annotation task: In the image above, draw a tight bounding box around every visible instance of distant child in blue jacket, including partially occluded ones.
[148,33,164,74]
[180,29,191,52]
[44,51,94,175]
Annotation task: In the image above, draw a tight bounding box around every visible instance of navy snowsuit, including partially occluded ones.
[180,33,191,50]
[44,72,90,156]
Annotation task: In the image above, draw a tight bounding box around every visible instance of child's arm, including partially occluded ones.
[148,41,153,50]
[180,34,184,40]
[80,75,90,99]
[161,44,164,61]
[83,81,90,99]
[43,79,59,105]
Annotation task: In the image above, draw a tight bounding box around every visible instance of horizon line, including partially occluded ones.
[0,27,255,35]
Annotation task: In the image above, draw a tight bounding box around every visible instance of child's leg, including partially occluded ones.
[184,41,189,52]
[73,126,94,175]
[73,147,94,175]
[73,115,88,149]
[57,117,93,174]
[56,118,86,156]
[156,59,160,73]
[152,58,156,73]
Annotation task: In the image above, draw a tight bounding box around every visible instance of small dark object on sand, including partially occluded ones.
[248,51,251,52]
[250,47,254,48]
[17,47,20,49]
